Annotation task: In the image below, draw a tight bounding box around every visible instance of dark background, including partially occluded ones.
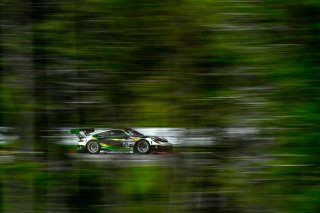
[0,0,319,212]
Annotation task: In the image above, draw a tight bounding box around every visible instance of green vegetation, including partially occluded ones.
[0,0,319,212]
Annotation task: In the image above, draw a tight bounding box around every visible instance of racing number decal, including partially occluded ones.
[123,142,129,148]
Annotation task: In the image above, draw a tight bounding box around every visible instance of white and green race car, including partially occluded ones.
[71,128,173,154]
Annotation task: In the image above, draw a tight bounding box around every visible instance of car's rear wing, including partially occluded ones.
[70,128,94,139]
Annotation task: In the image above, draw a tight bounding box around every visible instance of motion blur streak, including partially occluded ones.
[0,0,319,212]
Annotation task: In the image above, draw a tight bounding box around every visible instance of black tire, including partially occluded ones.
[86,140,101,154]
[134,140,150,154]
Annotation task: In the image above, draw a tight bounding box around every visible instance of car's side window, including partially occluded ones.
[94,132,106,139]
[98,132,107,138]
[107,130,128,139]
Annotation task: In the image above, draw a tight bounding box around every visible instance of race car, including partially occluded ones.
[70,128,173,154]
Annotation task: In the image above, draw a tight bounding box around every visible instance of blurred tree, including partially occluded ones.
[0,0,319,213]
[260,1,320,212]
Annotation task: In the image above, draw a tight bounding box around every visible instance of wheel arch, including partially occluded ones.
[86,140,101,154]
[134,139,150,154]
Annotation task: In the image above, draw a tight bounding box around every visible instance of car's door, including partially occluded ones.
[105,130,130,147]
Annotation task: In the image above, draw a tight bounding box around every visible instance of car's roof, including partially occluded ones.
[93,130,109,134]
[93,129,128,134]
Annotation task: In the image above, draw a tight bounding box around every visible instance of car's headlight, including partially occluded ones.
[151,137,158,142]
[151,137,169,143]
[160,137,168,142]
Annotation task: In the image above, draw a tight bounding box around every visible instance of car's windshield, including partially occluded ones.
[125,129,144,137]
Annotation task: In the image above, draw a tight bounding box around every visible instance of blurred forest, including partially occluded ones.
[0,0,319,212]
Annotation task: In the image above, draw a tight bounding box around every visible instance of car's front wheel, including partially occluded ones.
[86,140,101,154]
[134,140,150,154]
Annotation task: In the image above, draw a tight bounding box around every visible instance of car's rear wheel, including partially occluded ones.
[134,140,150,154]
[86,140,100,154]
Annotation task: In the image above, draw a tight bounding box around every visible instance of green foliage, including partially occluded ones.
[0,0,319,212]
